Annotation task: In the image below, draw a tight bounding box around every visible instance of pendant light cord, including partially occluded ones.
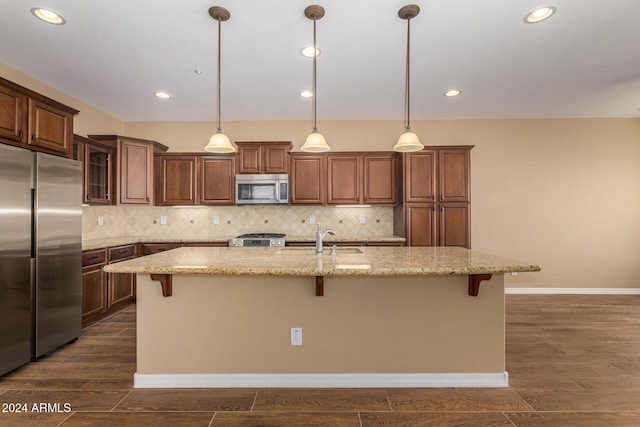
[404,17,411,131]
[312,17,318,132]
[216,16,222,132]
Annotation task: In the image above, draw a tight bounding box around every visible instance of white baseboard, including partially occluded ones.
[134,372,509,389]
[506,287,640,295]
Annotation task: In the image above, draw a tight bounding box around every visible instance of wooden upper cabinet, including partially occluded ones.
[89,135,168,205]
[404,150,436,203]
[237,143,261,173]
[327,154,361,205]
[155,155,198,206]
[118,139,154,204]
[0,84,27,144]
[75,134,113,205]
[290,154,326,204]
[291,151,397,206]
[28,98,73,155]
[0,77,78,158]
[200,156,235,205]
[154,153,235,206]
[363,153,397,205]
[438,149,470,202]
[236,141,291,174]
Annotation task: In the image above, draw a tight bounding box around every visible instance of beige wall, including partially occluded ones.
[3,64,639,289]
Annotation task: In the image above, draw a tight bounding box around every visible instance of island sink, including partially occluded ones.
[278,246,364,255]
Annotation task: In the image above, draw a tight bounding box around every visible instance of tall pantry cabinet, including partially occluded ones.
[394,146,472,248]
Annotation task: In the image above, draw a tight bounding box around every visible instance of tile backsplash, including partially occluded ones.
[82,205,395,240]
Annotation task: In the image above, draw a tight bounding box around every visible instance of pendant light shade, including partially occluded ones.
[393,5,424,153]
[394,131,423,152]
[302,130,329,152]
[301,5,330,153]
[205,130,235,153]
[204,6,236,153]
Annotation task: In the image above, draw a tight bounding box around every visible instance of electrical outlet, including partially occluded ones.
[290,327,302,346]
[359,214,366,224]
[309,215,315,224]
[97,216,104,226]
[160,215,167,225]
[213,215,219,225]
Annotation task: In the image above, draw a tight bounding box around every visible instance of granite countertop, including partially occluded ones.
[103,246,540,277]
[82,235,405,250]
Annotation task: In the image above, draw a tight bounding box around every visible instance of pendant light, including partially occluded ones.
[204,6,236,153]
[393,5,424,152]
[301,5,330,152]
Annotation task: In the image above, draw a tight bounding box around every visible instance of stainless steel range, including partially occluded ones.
[228,233,286,247]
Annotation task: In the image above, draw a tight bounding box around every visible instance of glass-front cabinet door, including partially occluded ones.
[84,143,112,205]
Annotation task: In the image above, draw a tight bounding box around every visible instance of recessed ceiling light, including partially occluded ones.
[444,89,461,97]
[154,92,171,99]
[301,46,321,58]
[31,7,66,25]
[299,90,314,98]
[524,6,557,23]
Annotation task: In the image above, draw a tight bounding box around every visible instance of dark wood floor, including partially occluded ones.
[1,295,639,426]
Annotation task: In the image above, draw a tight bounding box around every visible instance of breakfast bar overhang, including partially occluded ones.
[104,246,540,389]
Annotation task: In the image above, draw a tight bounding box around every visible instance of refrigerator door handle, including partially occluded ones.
[31,188,36,259]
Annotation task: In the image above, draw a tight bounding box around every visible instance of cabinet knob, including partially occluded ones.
[18,130,23,139]
[31,134,37,142]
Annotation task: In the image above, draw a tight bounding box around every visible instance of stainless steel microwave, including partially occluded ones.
[235,174,289,205]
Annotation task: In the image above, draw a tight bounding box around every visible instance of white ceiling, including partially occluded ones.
[1,0,639,122]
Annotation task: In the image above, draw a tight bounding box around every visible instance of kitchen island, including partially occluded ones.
[104,246,540,388]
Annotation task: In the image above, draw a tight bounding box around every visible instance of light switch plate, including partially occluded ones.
[309,215,315,224]
[160,216,167,225]
[213,215,219,225]
[359,214,366,224]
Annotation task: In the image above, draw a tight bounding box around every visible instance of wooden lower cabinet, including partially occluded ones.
[107,245,136,309]
[82,245,136,328]
[141,243,182,255]
[81,249,108,327]
[82,264,107,325]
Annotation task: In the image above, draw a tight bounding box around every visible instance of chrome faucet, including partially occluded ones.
[315,224,336,254]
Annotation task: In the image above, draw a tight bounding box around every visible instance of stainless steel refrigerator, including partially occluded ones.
[0,143,82,376]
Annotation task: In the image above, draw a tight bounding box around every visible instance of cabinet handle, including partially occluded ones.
[146,197,150,202]
[18,130,23,139]
[440,194,444,201]
[87,255,99,260]
[31,134,36,142]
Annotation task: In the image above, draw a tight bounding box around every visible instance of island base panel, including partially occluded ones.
[135,274,505,386]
